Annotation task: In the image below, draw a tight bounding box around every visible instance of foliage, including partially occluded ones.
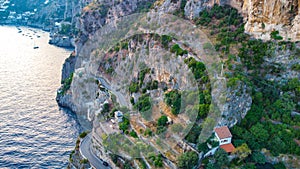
[59,24,72,35]
[273,162,287,169]
[80,158,89,164]
[185,124,201,143]
[79,131,88,138]
[164,90,181,115]
[119,117,130,131]
[61,73,73,95]
[214,148,229,168]
[233,143,252,162]
[157,115,168,126]
[170,44,188,56]
[129,130,138,138]
[134,94,151,112]
[101,103,110,114]
[184,57,207,80]
[197,142,209,153]
[270,30,283,40]
[161,35,173,49]
[138,68,151,85]
[144,128,152,137]
[129,82,139,93]
[251,152,266,164]
[291,63,300,71]
[149,153,163,167]
[177,151,198,169]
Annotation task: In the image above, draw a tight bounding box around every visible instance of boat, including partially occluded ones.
[33,41,39,49]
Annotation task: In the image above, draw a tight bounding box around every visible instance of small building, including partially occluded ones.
[114,111,123,123]
[214,126,235,153]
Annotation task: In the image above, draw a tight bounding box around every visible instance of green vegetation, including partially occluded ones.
[101,103,110,114]
[59,24,72,35]
[156,115,168,135]
[80,158,89,164]
[185,124,201,143]
[61,73,73,95]
[119,117,130,131]
[138,68,151,86]
[161,35,173,49]
[148,153,163,167]
[292,63,300,71]
[270,30,283,40]
[170,44,188,56]
[195,5,245,54]
[157,115,168,126]
[136,1,155,13]
[164,90,181,115]
[193,5,300,169]
[184,57,207,81]
[177,151,198,169]
[144,128,153,137]
[79,131,88,138]
[129,82,139,93]
[129,130,138,138]
[134,94,151,112]
[173,0,187,18]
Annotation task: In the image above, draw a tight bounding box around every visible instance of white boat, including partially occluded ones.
[33,41,39,49]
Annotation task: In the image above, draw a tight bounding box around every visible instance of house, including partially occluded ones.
[214,126,235,153]
[114,111,123,123]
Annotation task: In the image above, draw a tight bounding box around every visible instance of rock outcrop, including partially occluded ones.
[184,0,300,41]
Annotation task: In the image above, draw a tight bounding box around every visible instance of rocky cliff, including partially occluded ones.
[56,0,299,168]
[184,0,300,41]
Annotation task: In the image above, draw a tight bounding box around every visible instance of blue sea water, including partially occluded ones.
[0,26,80,168]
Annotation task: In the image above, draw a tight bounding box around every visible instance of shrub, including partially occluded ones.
[177,151,198,169]
[80,158,89,164]
[129,82,139,93]
[270,30,283,40]
[79,131,88,138]
[134,94,151,112]
[119,117,130,131]
[170,44,188,56]
[130,130,138,138]
[157,115,168,126]
[164,90,181,115]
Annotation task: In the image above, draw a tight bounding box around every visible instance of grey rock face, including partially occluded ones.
[219,82,252,127]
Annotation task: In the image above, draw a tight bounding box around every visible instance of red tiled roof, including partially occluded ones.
[220,143,235,153]
[214,126,232,139]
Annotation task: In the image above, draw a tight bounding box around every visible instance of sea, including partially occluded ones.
[0,26,81,168]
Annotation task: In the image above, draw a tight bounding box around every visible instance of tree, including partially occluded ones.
[157,115,168,126]
[214,148,229,168]
[251,151,266,164]
[198,142,209,153]
[250,123,269,143]
[233,143,252,163]
[241,163,256,169]
[177,151,198,169]
[273,162,286,169]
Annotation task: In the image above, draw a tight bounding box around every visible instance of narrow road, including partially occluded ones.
[80,134,111,169]
[97,77,128,107]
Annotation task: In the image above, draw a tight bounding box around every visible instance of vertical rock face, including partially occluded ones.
[243,0,300,41]
[184,0,300,41]
[184,0,225,18]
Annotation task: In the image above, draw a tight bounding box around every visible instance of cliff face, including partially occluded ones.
[242,0,300,41]
[184,0,300,41]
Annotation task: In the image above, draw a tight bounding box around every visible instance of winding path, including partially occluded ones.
[80,134,111,169]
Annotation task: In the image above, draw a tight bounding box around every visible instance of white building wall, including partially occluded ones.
[219,137,232,145]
